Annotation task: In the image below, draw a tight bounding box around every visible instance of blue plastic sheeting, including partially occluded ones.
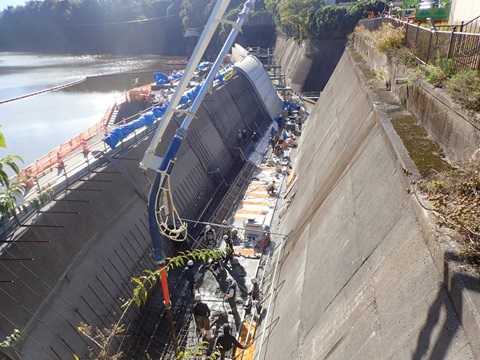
[105,83,205,150]
[216,73,224,83]
[196,61,210,69]
[154,70,185,85]
[154,72,169,85]
[170,70,183,80]
[105,64,232,150]
[105,110,155,149]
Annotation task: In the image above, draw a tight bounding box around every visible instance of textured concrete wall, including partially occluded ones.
[260,47,480,359]
[0,68,277,359]
[354,34,480,163]
[273,36,346,92]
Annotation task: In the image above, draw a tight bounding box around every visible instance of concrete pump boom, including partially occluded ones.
[141,0,256,317]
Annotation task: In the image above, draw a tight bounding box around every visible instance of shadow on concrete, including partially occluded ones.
[413,251,479,360]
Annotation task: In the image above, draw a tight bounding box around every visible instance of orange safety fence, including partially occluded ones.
[20,104,114,179]
[19,80,170,179]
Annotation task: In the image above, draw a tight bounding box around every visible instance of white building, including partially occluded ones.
[449,0,480,24]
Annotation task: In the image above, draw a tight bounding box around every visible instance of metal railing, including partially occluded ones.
[358,17,480,72]
[459,14,480,34]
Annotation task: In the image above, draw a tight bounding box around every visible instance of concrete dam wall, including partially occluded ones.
[259,45,480,359]
[0,56,281,359]
[273,36,346,93]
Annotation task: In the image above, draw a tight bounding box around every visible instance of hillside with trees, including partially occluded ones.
[0,0,274,55]
[0,0,385,55]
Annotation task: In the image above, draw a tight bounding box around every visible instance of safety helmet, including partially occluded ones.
[205,225,211,231]
[251,278,258,284]
[187,260,194,266]
[223,235,229,240]
[226,278,232,284]
[194,293,202,301]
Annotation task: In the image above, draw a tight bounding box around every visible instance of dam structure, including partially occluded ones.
[0,48,281,359]
[1,35,480,360]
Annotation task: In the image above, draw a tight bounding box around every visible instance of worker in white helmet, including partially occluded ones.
[193,294,213,340]
[181,259,195,294]
[223,234,234,267]
[203,224,216,249]
[221,220,233,240]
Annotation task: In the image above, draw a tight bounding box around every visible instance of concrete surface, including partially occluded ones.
[257,47,480,360]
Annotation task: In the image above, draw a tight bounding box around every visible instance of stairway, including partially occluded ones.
[210,161,256,225]
[108,107,119,127]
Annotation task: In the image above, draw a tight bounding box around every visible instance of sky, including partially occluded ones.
[1,0,32,10]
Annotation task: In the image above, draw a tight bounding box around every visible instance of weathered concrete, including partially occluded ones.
[354,34,480,163]
[274,37,346,92]
[258,46,480,359]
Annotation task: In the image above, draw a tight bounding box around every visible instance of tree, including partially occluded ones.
[0,127,53,224]
[0,127,25,223]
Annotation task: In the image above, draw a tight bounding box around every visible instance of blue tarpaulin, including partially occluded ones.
[105,81,207,150]
[154,72,169,85]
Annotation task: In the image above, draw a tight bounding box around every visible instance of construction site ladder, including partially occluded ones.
[211,161,256,225]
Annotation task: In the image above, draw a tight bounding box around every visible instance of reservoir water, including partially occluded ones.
[0,52,177,170]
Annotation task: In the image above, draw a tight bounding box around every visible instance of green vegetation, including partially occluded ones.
[0,329,21,349]
[0,0,273,55]
[418,157,480,267]
[373,23,405,54]
[445,70,480,114]
[0,128,54,224]
[266,0,386,39]
[76,248,226,359]
[391,115,451,178]
[355,25,480,117]
[124,248,226,308]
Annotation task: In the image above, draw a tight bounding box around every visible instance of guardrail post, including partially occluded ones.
[426,30,434,64]
[415,22,420,47]
[447,26,456,59]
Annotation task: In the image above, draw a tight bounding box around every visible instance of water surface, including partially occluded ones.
[0,52,172,168]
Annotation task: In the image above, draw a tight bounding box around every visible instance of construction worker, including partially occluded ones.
[216,324,245,360]
[251,131,258,146]
[182,260,195,294]
[223,234,234,267]
[249,278,262,316]
[267,180,276,196]
[237,129,243,147]
[203,224,217,249]
[206,257,222,276]
[221,220,232,239]
[193,294,213,340]
[224,278,240,326]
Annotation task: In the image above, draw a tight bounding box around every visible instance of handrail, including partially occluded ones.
[463,14,480,27]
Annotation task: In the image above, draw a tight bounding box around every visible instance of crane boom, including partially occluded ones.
[143,0,256,311]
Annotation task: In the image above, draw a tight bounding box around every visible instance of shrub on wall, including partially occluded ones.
[373,23,405,54]
[445,70,480,114]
